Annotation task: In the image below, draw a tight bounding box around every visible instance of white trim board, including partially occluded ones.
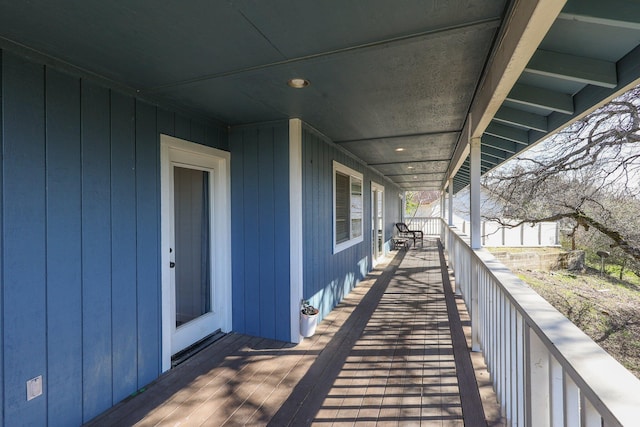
[289,119,304,343]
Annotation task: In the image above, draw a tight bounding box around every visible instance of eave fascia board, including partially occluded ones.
[467,0,567,138]
[444,0,567,187]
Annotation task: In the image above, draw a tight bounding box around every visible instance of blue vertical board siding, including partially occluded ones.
[174,114,190,140]
[0,48,230,424]
[135,100,160,388]
[273,124,290,342]
[258,128,276,338]
[230,132,245,333]
[300,124,402,321]
[0,50,4,426]
[157,108,175,136]
[241,129,260,336]
[190,120,205,144]
[110,92,138,402]
[45,68,83,426]
[229,122,290,341]
[2,52,47,426]
[81,80,113,421]
[206,125,229,151]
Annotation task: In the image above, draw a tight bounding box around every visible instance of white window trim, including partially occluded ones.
[333,161,364,253]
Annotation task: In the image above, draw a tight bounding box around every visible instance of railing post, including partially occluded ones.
[470,136,481,250]
[551,357,564,426]
[564,372,580,426]
[471,256,480,351]
[447,219,640,425]
[527,328,551,426]
[448,177,454,226]
[469,135,481,352]
[516,312,525,426]
[583,398,601,427]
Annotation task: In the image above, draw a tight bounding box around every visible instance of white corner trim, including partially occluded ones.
[289,119,304,343]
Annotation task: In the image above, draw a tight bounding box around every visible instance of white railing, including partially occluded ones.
[405,216,442,236]
[411,216,559,246]
[441,219,640,426]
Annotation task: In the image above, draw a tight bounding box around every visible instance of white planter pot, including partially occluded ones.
[300,312,319,337]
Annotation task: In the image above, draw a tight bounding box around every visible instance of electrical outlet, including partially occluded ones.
[26,376,43,401]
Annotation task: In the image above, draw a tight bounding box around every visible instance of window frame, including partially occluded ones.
[332,161,364,253]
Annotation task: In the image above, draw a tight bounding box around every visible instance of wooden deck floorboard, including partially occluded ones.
[86,240,503,426]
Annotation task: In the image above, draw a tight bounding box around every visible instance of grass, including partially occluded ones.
[488,247,640,379]
[584,258,640,286]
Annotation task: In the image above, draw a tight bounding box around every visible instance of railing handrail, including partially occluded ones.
[442,218,640,426]
[403,216,441,236]
[409,216,559,246]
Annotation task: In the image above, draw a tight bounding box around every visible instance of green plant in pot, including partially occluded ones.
[300,300,319,337]
[301,300,318,316]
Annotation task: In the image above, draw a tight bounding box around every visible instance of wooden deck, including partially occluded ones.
[86,239,504,426]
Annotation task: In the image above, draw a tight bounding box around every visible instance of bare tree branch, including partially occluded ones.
[481,84,640,266]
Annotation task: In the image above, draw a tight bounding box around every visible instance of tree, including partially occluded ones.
[404,190,440,217]
[482,84,640,265]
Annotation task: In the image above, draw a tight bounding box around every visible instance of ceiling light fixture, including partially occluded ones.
[287,78,310,89]
[395,148,405,152]
[407,166,414,169]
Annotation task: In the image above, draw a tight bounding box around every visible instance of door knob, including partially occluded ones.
[170,262,176,268]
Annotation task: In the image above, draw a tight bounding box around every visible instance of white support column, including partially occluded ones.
[471,259,480,351]
[470,137,482,250]
[440,191,445,219]
[289,119,304,343]
[448,177,454,226]
[469,136,482,351]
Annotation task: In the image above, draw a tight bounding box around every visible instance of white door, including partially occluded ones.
[371,182,385,264]
[160,135,232,371]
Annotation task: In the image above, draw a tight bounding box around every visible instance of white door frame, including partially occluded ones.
[160,134,232,372]
[371,181,385,265]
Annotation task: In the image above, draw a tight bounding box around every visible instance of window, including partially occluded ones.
[333,161,363,253]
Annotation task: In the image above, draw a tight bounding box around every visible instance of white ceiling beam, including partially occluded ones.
[525,49,617,88]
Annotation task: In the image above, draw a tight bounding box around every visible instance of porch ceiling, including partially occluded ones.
[0,0,639,192]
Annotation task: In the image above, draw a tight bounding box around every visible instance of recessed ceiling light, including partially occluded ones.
[413,176,418,179]
[407,166,414,169]
[395,148,405,152]
[287,78,310,89]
